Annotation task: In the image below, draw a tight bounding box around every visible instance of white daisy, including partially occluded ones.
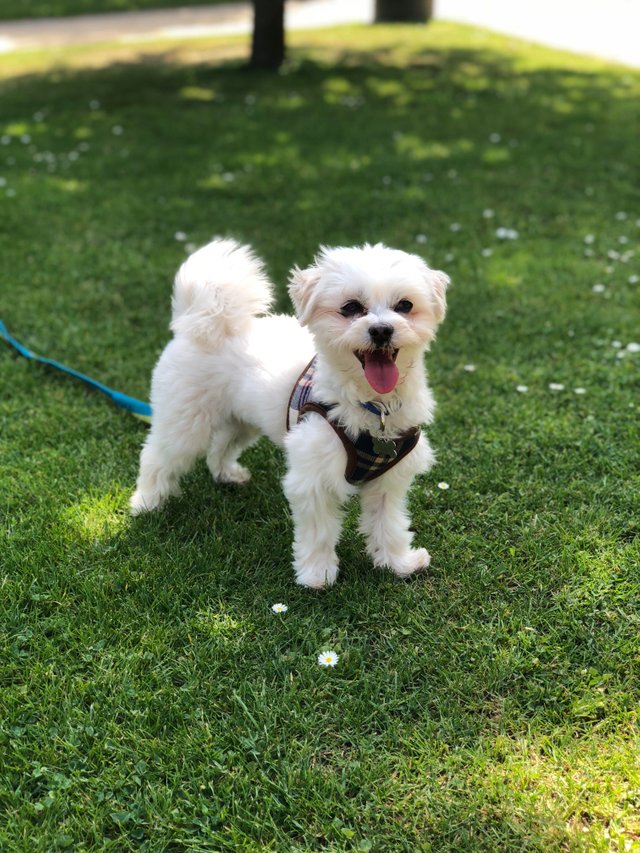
[318,651,339,667]
[437,481,450,490]
[628,275,639,284]
[611,340,623,348]
[592,284,606,293]
[482,208,495,218]
[573,387,587,394]
[174,231,187,241]
[615,211,627,220]
[548,383,565,391]
[516,385,528,393]
[463,364,476,372]
[481,248,493,257]
[583,234,595,244]
[626,342,640,353]
[271,603,288,613]
[450,222,461,232]
[415,233,428,244]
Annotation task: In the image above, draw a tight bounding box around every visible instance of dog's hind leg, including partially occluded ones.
[206,419,259,485]
[130,415,210,514]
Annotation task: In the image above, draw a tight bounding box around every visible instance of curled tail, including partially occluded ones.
[170,238,273,348]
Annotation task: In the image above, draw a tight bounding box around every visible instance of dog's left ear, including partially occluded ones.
[288,264,321,326]
[427,269,450,325]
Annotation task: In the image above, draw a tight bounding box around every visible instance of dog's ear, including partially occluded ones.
[428,269,449,325]
[288,264,321,326]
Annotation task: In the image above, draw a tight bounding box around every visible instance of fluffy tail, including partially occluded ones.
[170,238,273,348]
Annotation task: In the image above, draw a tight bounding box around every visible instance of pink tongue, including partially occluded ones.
[363,351,399,394]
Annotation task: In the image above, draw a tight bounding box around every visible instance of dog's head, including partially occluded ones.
[289,243,448,396]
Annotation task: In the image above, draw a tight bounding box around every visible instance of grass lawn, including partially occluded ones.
[2,0,231,22]
[1,21,639,852]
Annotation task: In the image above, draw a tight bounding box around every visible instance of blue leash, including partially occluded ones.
[0,319,152,423]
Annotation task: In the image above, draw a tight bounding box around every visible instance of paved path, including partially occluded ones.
[0,0,638,68]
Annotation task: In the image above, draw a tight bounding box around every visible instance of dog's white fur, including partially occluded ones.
[131,238,448,588]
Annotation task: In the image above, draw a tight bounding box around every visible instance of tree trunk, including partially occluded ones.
[250,0,286,70]
[375,0,433,23]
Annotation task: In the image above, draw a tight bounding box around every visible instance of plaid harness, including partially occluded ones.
[287,357,420,485]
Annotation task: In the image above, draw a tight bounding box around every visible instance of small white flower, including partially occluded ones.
[616,351,626,359]
[6,188,16,197]
[584,249,594,257]
[574,387,587,394]
[618,236,629,244]
[415,233,428,244]
[516,385,528,393]
[271,603,288,613]
[592,283,606,293]
[450,222,461,232]
[318,651,339,667]
[463,364,476,372]
[626,342,640,353]
[615,211,627,220]
[496,227,519,240]
[489,132,501,143]
[628,275,639,284]
[481,248,493,257]
[89,99,101,110]
[583,234,595,244]
[607,250,620,260]
[445,252,455,262]
[548,383,565,391]
[112,125,124,135]
[611,340,623,348]
[174,231,187,241]
[482,208,495,218]
[437,481,450,490]
[20,134,31,144]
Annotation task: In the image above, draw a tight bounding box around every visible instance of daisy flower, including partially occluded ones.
[516,385,528,393]
[437,481,450,490]
[548,383,565,391]
[318,651,339,667]
[271,603,288,613]
[574,387,587,394]
[592,283,606,293]
[463,364,476,372]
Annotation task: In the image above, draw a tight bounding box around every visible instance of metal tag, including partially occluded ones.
[372,436,398,458]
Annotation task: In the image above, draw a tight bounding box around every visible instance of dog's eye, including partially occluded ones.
[395,299,413,314]
[340,300,366,318]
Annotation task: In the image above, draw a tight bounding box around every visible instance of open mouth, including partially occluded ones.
[355,348,399,394]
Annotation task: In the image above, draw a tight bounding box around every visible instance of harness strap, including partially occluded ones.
[287,356,420,484]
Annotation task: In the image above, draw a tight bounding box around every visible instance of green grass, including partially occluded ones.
[2,0,231,22]
[1,21,640,852]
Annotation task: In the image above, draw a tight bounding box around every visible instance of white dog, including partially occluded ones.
[131,239,448,588]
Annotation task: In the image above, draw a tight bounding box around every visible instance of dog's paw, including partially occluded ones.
[130,490,164,516]
[389,547,431,579]
[213,463,252,485]
[294,561,339,590]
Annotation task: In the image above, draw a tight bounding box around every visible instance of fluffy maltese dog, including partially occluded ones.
[131,239,448,589]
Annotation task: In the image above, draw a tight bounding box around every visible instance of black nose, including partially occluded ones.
[369,323,394,347]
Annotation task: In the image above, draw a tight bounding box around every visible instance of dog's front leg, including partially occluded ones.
[283,417,353,589]
[359,437,435,578]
